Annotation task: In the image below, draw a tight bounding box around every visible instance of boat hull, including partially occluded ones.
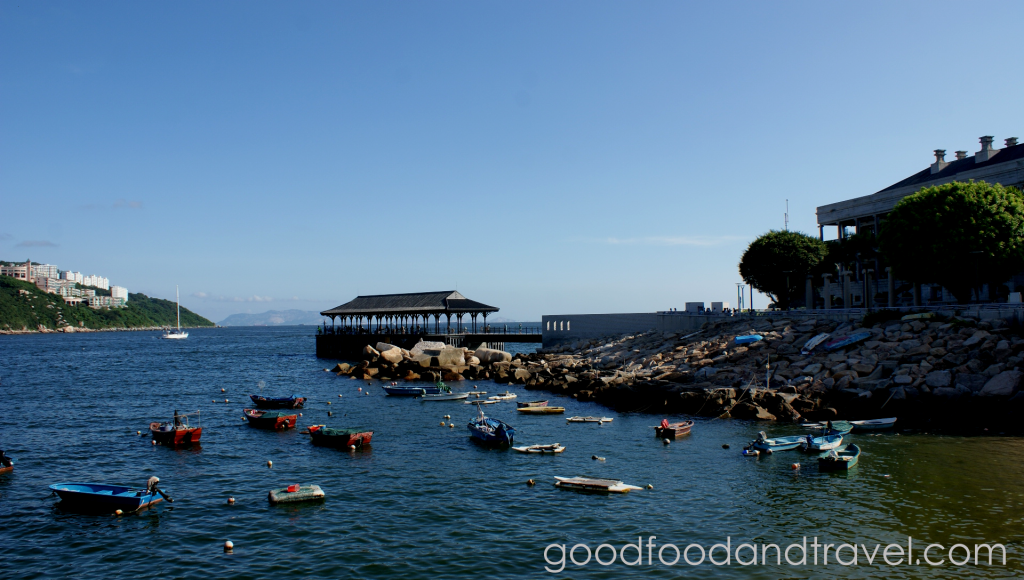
[818,444,860,471]
[421,392,469,401]
[49,483,162,511]
[850,418,897,431]
[0,465,12,475]
[250,395,306,409]
[309,426,373,448]
[751,435,805,452]
[468,419,515,446]
[517,406,565,414]
[802,434,844,451]
[655,421,694,438]
[244,409,297,430]
[149,423,202,446]
[383,386,439,396]
[517,400,549,408]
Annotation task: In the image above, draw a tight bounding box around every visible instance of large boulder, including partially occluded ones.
[924,370,952,388]
[363,345,380,358]
[962,331,989,347]
[376,342,400,353]
[955,373,988,392]
[410,341,446,356]
[475,347,512,365]
[437,347,466,367]
[380,348,404,364]
[978,370,1022,397]
[730,402,776,421]
[331,363,351,374]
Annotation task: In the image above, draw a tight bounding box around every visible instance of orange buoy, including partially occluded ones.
[791,463,800,470]
[227,497,235,505]
[224,540,234,552]
[115,509,123,515]
[267,460,273,468]
[527,479,535,486]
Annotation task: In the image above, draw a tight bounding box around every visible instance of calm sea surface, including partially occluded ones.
[1,326,1021,579]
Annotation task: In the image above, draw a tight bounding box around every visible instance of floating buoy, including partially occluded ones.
[224,540,234,553]
[592,455,605,461]
[440,421,445,426]
[349,445,356,450]
[151,440,156,445]
[742,449,759,457]
[338,394,342,397]
[115,509,123,516]
[267,460,273,468]
[328,412,332,417]
[212,399,216,403]
[662,439,670,445]
[299,413,302,417]
[224,399,229,403]
[883,474,892,479]
[527,479,535,486]
[365,391,369,395]
[221,388,225,392]
[449,423,454,428]
[444,415,450,420]
[136,431,141,435]
[646,484,654,490]
[722,444,730,449]
[791,463,800,470]
[227,497,235,505]
[357,388,361,392]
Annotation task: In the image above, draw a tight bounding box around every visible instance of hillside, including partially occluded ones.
[0,275,215,331]
[219,309,325,326]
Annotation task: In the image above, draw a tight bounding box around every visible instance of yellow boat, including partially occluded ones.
[516,406,565,415]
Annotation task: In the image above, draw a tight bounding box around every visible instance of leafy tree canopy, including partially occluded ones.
[879,180,1024,304]
[739,230,829,308]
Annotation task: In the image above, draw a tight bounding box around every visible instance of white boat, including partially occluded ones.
[465,399,498,405]
[512,443,565,454]
[850,417,897,431]
[554,476,642,494]
[566,416,613,423]
[161,286,188,340]
[801,333,831,355]
[487,391,517,401]
[420,392,469,401]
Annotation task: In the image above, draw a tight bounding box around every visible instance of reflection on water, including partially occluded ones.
[0,327,1020,579]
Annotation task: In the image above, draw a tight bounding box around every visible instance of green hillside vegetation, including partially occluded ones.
[0,275,215,331]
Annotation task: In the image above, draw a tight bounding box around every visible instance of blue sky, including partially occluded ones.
[2,1,1022,322]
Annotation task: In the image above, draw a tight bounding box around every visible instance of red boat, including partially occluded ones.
[655,419,694,438]
[308,425,373,448]
[244,409,297,430]
[150,410,202,446]
[517,400,549,408]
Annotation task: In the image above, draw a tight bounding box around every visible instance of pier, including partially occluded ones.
[315,290,541,359]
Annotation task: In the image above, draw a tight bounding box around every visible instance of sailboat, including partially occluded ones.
[161,286,189,340]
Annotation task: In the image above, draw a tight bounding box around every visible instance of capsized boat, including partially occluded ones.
[734,335,763,345]
[512,443,565,454]
[818,444,860,471]
[517,400,549,408]
[308,425,373,448]
[800,433,843,452]
[488,391,517,401]
[655,420,694,438]
[150,410,202,446]
[467,404,515,446]
[250,394,306,409]
[517,406,565,415]
[554,476,642,494]
[850,417,897,431]
[823,332,872,352]
[566,416,613,423]
[801,333,831,355]
[49,479,170,512]
[244,409,297,430]
[750,431,805,452]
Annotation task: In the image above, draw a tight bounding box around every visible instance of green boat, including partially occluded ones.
[818,444,860,472]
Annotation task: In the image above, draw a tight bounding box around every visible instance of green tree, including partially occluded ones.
[879,180,1024,304]
[739,230,829,309]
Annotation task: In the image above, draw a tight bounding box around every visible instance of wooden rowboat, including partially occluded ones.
[250,394,306,409]
[517,406,565,415]
[818,444,860,471]
[421,392,469,401]
[512,443,565,454]
[751,431,805,452]
[244,409,297,430]
[554,476,642,494]
[49,482,165,512]
[308,425,373,448]
[655,420,693,438]
[800,420,853,436]
[149,410,202,446]
[566,416,613,423]
[517,400,548,408]
[850,418,897,431]
[800,433,843,452]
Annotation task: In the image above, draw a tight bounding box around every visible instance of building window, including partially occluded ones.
[546,321,549,331]
[567,321,570,331]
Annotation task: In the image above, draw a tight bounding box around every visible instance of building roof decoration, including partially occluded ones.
[321,291,498,316]
[878,142,1024,193]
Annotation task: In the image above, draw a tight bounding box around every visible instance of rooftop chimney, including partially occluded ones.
[976,135,999,163]
[955,150,968,160]
[1006,137,1019,147]
[930,149,949,174]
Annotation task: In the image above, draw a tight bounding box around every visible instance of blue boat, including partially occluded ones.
[249,394,305,409]
[735,335,763,345]
[800,433,844,452]
[467,405,515,446]
[801,420,853,436]
[823,332,872,352]
[49,482,167,512]
[382,385,441,396]
[750,431,805,452]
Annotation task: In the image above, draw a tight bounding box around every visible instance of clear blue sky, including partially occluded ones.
[2,1,1022,322]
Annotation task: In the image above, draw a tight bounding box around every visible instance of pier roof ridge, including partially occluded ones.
[320,290,498,316]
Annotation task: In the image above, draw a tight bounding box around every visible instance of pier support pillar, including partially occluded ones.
[822,274,832,310]
[886,267,895,307]
[805,276,813,310]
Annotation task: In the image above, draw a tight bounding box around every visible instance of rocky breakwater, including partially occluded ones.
[327,341,514,383]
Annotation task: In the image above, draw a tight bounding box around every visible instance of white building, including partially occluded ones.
[81,275,110,290]
[31,264,58,280]
[1,261,31,281]
[111,286,128,302]
[61,271,84,284]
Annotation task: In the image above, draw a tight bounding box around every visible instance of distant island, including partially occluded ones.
[0,275,214,332]
[219,309,327,326]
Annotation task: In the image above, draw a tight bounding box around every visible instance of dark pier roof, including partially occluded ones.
[321,291,498,317]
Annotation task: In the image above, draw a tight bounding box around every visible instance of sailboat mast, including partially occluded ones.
[176,285,181,331]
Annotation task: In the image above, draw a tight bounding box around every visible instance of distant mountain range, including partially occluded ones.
[218,309,326,326]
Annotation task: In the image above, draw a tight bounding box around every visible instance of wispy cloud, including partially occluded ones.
[192,292,209,298]
[604,235,743,246]
[191,292,273,302]
[113,199,143,209]
[16,240,59,247]
[0,233,12,241]
[79,200,144,211]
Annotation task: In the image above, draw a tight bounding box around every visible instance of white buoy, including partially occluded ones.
[449,423,454,428]
[267,460,273,468]
[227,497,235,505]
[662,438,670,445]
[221,388,225,392]
[349,445,356,450]
[339,394,342,397]
[646,484,654,490]
[224,399,229,403]
[151,440,157,445]
[365,391,369,395]
[136,431,141,435]
[224,540,234,552]
[440,421,445,426]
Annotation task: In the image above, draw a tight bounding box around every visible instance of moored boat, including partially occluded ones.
[467,405,515,446]
[49,480,169,512]
[655,419,694,438]
[517,400,549,408]
[800,433,843,452]
[308,425,373,448]
[421,392,469,401]
[850,417,897,431]
[818,444,860,471]
[517,406,565,414]
[800,420,853,436]
[0,450,15,474]
[383,385,441,396]
[750,431,805,452]
[823,332,872,352]
[488,391,517,401]
[268,484,325,504]
[554,476,642,494]
[566,416,613,423]
[150,410,202,446]
[244,409,297,430]
[250,394,306,409]
[512,443,565,454]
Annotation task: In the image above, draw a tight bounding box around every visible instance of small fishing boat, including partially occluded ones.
[308,425,373,448]
[850,417,897,431]
[488,391,517,401]
[250,394,306,409]
[149,410,202,446]
[512,443,565,454]
[823,332,872,352]
[800,420,853,436]
[0,451,13,475]
[554,476,642,494]
[750,431,805,452]
[801,333,831,355]
[268,484,325,505]
[800,433,844,452]
[818,444,860,471]
[517,400,549,408]
[243,409,297,430]
[655,420,694,438]
[421,392,469,401]
[734,335,762,345]
[49,480,169,512]
[566,416,613,423]
[382,385,440,396]
[517,406,565,415]
[466,390,488,395]
[467,404,515,446]
[464,399,498,405]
